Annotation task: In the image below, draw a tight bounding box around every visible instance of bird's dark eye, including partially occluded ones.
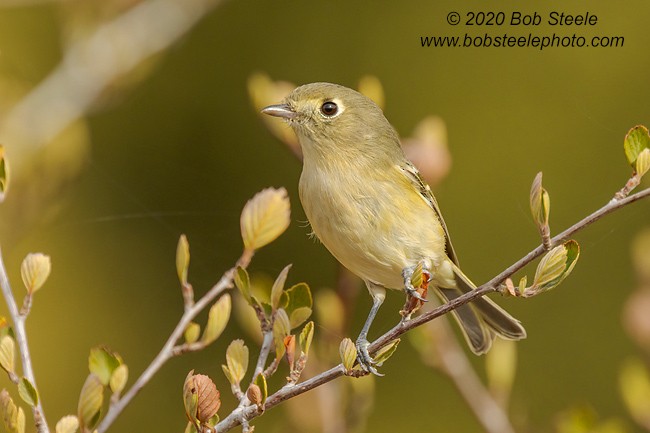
[320,101,338,117]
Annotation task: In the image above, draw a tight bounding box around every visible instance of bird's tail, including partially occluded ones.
[436,262,527,355]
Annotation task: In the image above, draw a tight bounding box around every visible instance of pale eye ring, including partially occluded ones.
[320,101,338,117]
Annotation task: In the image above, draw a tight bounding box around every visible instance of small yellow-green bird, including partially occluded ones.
[262,82,526,375]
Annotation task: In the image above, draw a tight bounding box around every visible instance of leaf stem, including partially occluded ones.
[0,249,50,433]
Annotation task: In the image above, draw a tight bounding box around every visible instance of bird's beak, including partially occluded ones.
[261,104,297,120]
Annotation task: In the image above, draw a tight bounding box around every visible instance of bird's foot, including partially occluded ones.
[405,285,428,302]
[401,267,431,320]
[355,338,383,377]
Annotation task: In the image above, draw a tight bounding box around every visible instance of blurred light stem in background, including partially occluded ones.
[0,0,226,168]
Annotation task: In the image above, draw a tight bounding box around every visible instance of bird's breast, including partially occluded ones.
[298,164,447,289]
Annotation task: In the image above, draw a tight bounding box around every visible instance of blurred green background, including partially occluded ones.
[0,0,649,432]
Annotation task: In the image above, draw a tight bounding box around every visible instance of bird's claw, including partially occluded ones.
[405,285,428,302]
[355,338,384,376]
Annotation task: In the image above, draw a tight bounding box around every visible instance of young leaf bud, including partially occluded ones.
[339,338,357,372]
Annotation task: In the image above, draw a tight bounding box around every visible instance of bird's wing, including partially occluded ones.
[396,162,460,266]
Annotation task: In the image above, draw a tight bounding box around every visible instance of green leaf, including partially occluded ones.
[289,307,312,330]
[207,414,220,428]
[270,264,292,311]
[518,276,528,294]
[273,309,290,359]
[624,125,650,167]
[339,338,357,371]
[55,415,79,433]
[636,148,650,178]
[529,172,550,228]
[225,340,249,385]
[20,253,51,294]
[528,240,580,296]
[285,283,313,329]
[17,378,38,407]
[221,365,235,386]
[240,187,291,251]
[234,266,251,304]
[201,294,231,345]
[15,408,24,433]
[184,322,200,344]
[374,339,400,366]
[109,364,129,395]
[0,389,22,433]
[299,321,314,356]
[77,374,104,430]
[176,234,190,286]
[0,335,15,375]
[88,347,122,386]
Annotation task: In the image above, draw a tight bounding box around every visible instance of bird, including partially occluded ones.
[262,82,526,375]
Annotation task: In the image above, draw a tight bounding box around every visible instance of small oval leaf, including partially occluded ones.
[225,340,249,385]
[636,148,650,178]
[530,172,550,228]
[273,309,290,359]
[109,364,129,395]
[270,265,292,311]
[528,240,580,296]
[55,415,79,433]
[20,253,51,294]
[234,266,251,304]
[0,389,21,433]
[374,339,400,366]
[184,322,200,344]
[0,335,15,375]
[77,374,104,430]
[240,187,291,251]
[624,125,650,167]
[339,338,357,371]
[17,378,38,407]
[88,347,122,386]
[201,294,231,345]
[176,235,190,286]
[286,283,313,329]
[299,321,314,356]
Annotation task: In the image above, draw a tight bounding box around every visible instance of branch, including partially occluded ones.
[215,186,650,432]
[0,249,50,433]
[96,251,251,433]
[0,0,226,166]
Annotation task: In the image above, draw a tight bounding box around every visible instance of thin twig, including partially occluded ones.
[254,331,274,379]
[0,249,50,433]
[96,249,252,433]
[215,186,650,432]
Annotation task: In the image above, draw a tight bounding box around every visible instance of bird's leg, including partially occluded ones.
[356,283,386,376]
